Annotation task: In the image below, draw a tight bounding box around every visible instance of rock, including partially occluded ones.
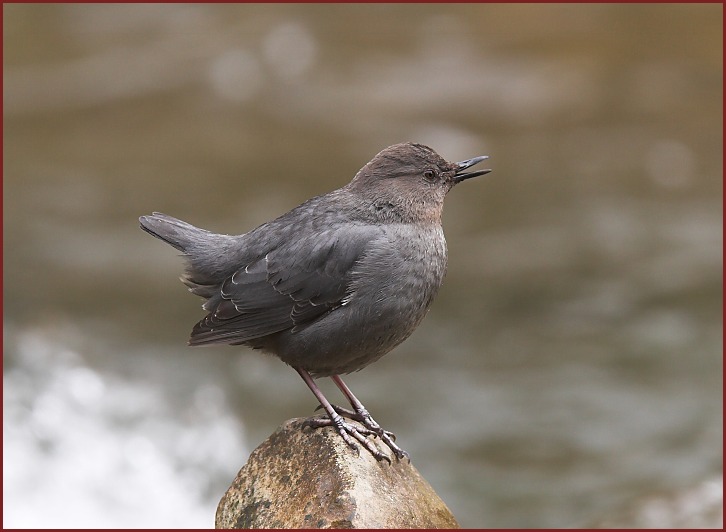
[215,417,460,529]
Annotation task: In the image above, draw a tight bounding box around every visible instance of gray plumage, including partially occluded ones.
[140,143,489,377]
[140,142,489,461]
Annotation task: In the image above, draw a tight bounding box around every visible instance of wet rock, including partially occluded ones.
[215,418,460,529]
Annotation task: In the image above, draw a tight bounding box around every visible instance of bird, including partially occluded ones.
[139,142,490,461]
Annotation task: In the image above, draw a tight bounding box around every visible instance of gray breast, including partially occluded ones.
[272,223,448,376]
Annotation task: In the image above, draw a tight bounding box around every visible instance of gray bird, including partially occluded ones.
[139,142,490,461]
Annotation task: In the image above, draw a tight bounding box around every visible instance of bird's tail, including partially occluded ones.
[139,212,243,298]
[139,212,210,252]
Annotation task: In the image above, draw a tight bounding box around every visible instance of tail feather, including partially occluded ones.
[139,212,246,290]
[139,212,210,252]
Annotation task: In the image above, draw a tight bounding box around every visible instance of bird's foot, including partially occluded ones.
[316,404,409,461]
[304,413,392,463]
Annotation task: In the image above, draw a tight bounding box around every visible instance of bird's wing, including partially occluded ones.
[188,224,377,346]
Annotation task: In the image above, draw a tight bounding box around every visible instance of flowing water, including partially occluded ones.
[3,4,722,528]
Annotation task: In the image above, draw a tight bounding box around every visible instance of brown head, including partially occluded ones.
[346,142,490,223]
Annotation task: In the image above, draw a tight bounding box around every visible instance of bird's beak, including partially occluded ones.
[454,155,491,183]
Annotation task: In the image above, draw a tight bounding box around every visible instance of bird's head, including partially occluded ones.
[347,142,490,223]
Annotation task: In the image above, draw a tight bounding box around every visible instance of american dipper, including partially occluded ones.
[139,142,490,461]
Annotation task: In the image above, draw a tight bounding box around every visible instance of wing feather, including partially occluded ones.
[188,223,379,346]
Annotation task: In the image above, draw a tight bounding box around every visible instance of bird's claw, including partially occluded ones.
[311,404,408,461]
[305,414,391,463]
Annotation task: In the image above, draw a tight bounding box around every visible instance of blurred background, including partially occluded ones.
[3,3,722,528]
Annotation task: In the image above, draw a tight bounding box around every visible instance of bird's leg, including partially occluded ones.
[295,367,391,463]
[312,403,396,442]
[330,375,409,460]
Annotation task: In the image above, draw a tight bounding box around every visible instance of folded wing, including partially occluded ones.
[189,225,377,346]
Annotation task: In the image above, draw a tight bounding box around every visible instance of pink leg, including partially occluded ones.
[295,367,391,462]
[330,374,409,460]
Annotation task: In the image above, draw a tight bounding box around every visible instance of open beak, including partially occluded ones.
[454,155,491,183]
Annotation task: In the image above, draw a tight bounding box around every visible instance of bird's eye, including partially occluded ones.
[423,169,436,181]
